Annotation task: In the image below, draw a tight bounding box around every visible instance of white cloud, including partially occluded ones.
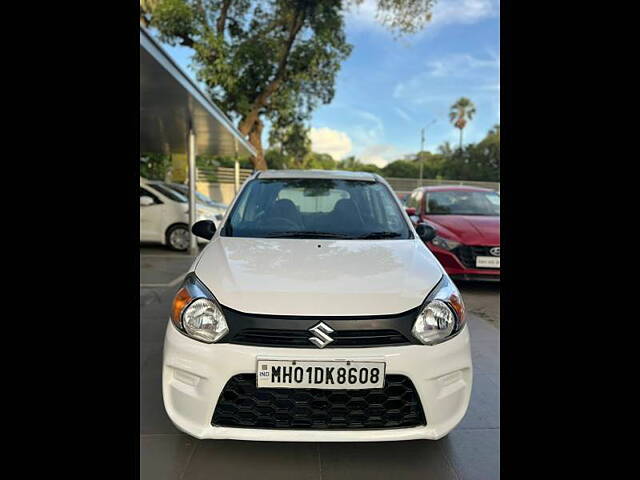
[339,108,385,145]
[309,127,353,160]
[427,51,500,78]
[394,107,413,123]
[393,51,500,104]
[431,0,498,27]
[359,144,404,167]
[346,0,498,35]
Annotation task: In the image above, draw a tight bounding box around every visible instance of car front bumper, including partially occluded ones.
[162,320,472,441]
[428,244,500,280]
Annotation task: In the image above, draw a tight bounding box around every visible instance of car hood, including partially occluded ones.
[427,215,500,245]
[194,237,443,316]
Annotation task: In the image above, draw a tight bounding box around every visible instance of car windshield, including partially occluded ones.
[426,190,500,216]
[222,178,412,239]
[148,183,188,203]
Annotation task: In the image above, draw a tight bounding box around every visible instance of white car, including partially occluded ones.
[139,178,220,251]
[163,170,472,441]
[163,183,227,222]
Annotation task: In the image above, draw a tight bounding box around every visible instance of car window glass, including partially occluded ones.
[140,187,161,204]
[278,187,349,213]
[222,178,412,239]
[426,191,500,216]
[148,183,188,203]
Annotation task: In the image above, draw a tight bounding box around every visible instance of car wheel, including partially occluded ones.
[166,224,190,251]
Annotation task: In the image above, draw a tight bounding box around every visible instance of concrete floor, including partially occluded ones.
[140,246,500,480]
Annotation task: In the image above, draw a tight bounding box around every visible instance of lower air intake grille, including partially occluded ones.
[212,374,426,430]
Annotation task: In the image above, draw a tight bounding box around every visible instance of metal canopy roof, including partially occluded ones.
[140,26,255,157]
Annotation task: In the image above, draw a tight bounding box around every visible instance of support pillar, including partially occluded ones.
[188,129,198,256]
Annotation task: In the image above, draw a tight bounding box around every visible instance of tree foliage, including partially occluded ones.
[140,0,437,170]
[142,124,500,183]
[336,156,380,173]
[381,125,500,181]
[140,153,172,180]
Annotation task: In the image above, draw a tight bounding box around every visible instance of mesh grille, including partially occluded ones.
[212,374,426,430]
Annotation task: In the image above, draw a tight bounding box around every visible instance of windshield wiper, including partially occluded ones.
[264,231,353,239]
[357,231,403,239]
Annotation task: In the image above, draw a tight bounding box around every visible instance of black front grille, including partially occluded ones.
[453,245,497,269]
[231,328,410,348]
[219,306,422,348]
[212,374,426,430]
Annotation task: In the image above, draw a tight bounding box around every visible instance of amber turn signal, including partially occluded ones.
[171,287,192,328]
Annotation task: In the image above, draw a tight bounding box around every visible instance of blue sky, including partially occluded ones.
[162,0,499,167]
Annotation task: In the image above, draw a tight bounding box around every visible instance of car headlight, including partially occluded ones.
[431,235,460,251]
[412,275,465,345]
[170,273,228,343]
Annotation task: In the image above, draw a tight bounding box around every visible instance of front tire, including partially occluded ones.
[166,224,190,251]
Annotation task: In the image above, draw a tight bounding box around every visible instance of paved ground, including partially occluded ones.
[140,246,500,480]
[455,281,500,328]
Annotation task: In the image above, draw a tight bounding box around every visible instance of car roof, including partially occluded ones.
[420,185,497,192]
[257,169,377,181]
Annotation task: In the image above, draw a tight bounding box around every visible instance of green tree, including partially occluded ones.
[306,152,337,169]
[438,141,454,157]
[415,151,446,179]
[335,156,379,173]
[265,149,290,169]
[439,126,499,181]
[140,153,172,180]
[381,159,419,178]
[449,97,476,150]
[141,0,437,170]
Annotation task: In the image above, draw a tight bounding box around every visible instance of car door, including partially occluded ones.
[140,186,164,242]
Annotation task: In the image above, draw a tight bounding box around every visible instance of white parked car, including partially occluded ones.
[163,183,227,222]
[139,178,220,251]
[163,170,472,441]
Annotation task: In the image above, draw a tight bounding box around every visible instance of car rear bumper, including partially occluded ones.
[162,320,473,441]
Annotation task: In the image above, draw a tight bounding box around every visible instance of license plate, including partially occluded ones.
[256,360,386,390]
[476,256,500,268]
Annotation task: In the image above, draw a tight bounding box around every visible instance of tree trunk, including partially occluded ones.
[246,120,267,170]
[459,128,463,150]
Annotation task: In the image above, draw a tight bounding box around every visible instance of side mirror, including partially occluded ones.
[415,223,437,242]
[140,196,154,206]
[192,219,216,240]
[405,207,416,216]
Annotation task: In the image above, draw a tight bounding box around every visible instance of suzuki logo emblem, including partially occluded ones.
[490,247,500,257]
[308,322,335,348]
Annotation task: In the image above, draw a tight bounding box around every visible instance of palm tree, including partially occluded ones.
[449,98,477,150]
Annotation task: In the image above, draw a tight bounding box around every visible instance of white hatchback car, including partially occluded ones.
[163,170,472,441]
[139,178,220,251]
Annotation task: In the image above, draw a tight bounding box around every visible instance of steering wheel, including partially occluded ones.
[260,217,301,230]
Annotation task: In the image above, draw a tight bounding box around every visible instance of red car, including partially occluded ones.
[405,185,500,281]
